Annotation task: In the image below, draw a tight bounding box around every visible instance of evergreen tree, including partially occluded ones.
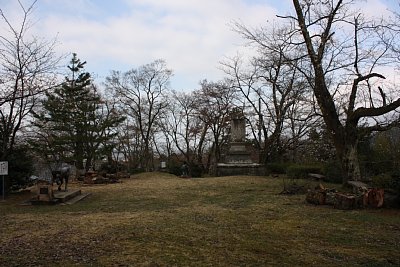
[32,53,124,170]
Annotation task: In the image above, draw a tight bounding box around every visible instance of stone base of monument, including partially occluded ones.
[216,163,265,176]
[217,141,265,176]
[37,183,55,202]
[30,188,90,205]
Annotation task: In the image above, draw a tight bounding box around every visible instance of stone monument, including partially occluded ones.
[217,108,264,176]
[36,180,55,202]
[225,108,252,164]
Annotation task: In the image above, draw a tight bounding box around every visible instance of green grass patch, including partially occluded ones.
[0,172,399,266]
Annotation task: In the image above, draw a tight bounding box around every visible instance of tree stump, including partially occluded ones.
[84,170,97,184]
[366,189,384,208]
[334,193,364,210]
[325,192,336,206]
[306,184,327,205]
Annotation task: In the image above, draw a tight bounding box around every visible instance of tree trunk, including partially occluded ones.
[142,144,153,172]
[334,129,362,184]
[341,143,362,183]
[74,146,84,170]
[85,157,93,170]
[195,124,208,168]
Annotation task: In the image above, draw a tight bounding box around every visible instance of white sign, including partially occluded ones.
[0,161,8,175]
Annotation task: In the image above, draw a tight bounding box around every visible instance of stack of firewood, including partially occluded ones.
[84,170,122,184]
[306,184,336,205]
[306,182,384,210]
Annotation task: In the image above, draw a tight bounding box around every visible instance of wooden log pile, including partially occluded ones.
[306,184,327,205]
[306,182,385,210]
[84,170,125,184]
[365,188,384,208]
[333,193,364,210]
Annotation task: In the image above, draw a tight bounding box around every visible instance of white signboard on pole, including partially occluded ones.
[0,161,8,175]
[0,161,7,200]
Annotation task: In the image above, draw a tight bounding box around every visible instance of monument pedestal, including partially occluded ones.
[217,142,264,176]
[225,142,253,163]
[37,185,54,201]
[217,162,264,176]
[30,181,59,204]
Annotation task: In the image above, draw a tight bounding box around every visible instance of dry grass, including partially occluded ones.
[0,172,399,266]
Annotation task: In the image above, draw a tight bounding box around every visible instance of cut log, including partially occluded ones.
[325,192,336,206]
[306,189,326,205]
[366,189,384,208]
[334,193,364,210]
[305,184,337,205]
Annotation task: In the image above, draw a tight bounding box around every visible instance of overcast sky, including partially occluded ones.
[1,0,398,91]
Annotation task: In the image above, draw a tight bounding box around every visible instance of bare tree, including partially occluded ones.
[0,0,61,160]
[193,80,236,173]
[160,90,210,171]
[113,117,142,170]
[221,23,314,162]
[284,97,322,162]
[105,59,172,171]
[286,0,400,182]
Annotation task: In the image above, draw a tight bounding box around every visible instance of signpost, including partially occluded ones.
[0,161,8,200]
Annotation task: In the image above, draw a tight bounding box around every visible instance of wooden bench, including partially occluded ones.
[308,173,325,181]
[347,180,369,194]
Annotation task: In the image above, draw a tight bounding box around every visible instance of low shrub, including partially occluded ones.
[267,162,291,174]
[190,164,203,178]
[100,161,126,174]
[169,162,203,178]
[8,146,35,191]
[168,160,182,177]
[371,171,400,194]
[286,164,322,179]
[371,173,393,188]
[322,161,344,184]
[391,170,400,194]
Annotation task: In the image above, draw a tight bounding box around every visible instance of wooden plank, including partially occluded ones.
[347,180,369,193]
[308,173,325,180]
[54,189,81,203]
[62,193,91,205]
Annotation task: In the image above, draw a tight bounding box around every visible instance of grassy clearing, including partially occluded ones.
[0,172,399,266]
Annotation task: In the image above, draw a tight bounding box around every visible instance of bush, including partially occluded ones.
[286,164,322,179]
[322,161,344,184]
[168,161,203,178]
[169,165,181,177]
[371,171,400,194]
[7,146,35,191]
[190,164,203,178]
[167,159,182,177]
[100,161,126,174]
[267,163,291,174]
[391,170,400,194]
[371,173,393,188]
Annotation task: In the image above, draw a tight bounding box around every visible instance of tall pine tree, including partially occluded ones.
[32,53,124,170]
